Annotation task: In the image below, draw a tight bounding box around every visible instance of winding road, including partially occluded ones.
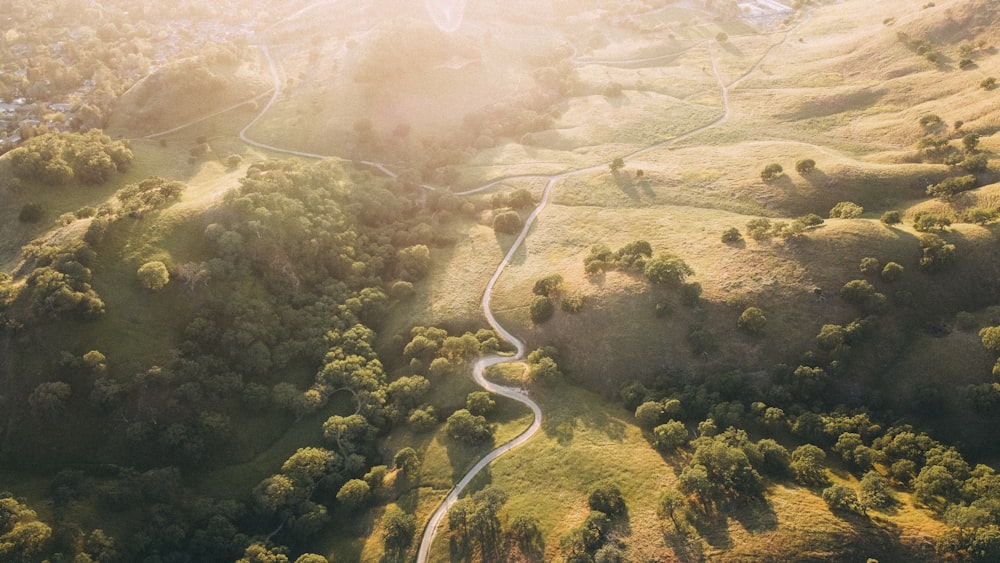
[219,6,808,560]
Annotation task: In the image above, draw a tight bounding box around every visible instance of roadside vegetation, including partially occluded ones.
[2,0,1000,562]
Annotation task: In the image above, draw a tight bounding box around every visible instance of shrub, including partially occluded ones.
[881,262,904,282]
[823,484,860,512]
[913,211,951,232]
[795,159,816,174]
[137,261,170,291]
[652,421,688,451]
[829,201,863,219]
[962,207,997,225]
[588,481,627,517]
[926,175,976,200]
[561,292,585,313]
[881,210,902,226]
[920,114,942,127]
[760,163,784,181]
[687,326,717,356]
[745,218,772,240]
[529,296,554,324]
[533,274,564,297]
[721,227,743,243]
[981,77,997,90]
[737,307,767,334]
[859,257,880,275]
[644,254,693,287]
[18,203,43,223]
[918,233,956,272]
[492,210,523,235]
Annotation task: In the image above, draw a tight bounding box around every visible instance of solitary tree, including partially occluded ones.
[760,163,784,181]
[644,254,693,287]
[737,307,767,334]
[137,261,170,291]
[795,159,816,174]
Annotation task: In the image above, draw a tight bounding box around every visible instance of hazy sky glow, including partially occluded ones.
[425,0,467,32]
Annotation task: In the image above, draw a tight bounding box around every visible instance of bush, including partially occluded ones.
[918,233,956,272]
[137,261,170,291]
[492,210,523,235]
[533,274,564,297]
[926,175,976,200]
[981,77,997,90]
[644,254,693,287]
[721,227,743,243]
[859,257,881,275]
[962,207,997,225]
[745,218,772,240]
[18,203,43,223]
[829,201,863,219]
[529,296,554,324]
[588,481,627,517]
[652,421,688,451]
[880,210,901,226]
[760,163,784,181]
[822,484,860,512]
[795,159,816,174]
[880,262,904,282]
[913,211,951,232]
[737,307,767,334]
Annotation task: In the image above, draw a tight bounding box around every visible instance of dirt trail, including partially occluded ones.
[229,6,808,559]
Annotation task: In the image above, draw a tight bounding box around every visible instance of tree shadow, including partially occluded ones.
[683,505,731,549]
[801,168,832,188]
[720,41,742,56]
[726,496,778,534]
[612,169,641,201]
[444,437,498,483]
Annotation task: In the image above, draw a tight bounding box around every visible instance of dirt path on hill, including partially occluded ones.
[232,7,808,560]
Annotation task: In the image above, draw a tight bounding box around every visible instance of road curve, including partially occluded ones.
[233,13,806,559]
[415,174,564,563]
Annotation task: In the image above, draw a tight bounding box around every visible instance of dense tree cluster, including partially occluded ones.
[9,131,132,186]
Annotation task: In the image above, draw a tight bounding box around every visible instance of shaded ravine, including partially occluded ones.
[231,12,807,560]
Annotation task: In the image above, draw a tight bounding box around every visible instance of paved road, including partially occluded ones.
[230,9,807,559]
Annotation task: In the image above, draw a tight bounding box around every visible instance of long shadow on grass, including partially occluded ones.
[445,438,498,483]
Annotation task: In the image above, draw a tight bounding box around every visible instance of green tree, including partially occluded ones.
[644,254,693,287]
[745,218,772,240]
[840,279,885,312]
[652,420,688,451]
[822,484,860,513]
[588,481,627,517]
[336,479,370,508]
[721,227,743,243]
[919,233,956,272]
[635,401,665,429]
[393,447,420,475]
[760,163,784,181]
[737,307,767,334]
[791,444,829,485]
[529,295,555,323]
[963,133,981,154]
[913,211,952,231]
[859,470,894,511]
[466,391,496,416]
[927,175,976,200]
[533,273,564,297]
[609,157,625,172]
[859,257,880,275]
[830,201,863,218]
[382,506,416,558]
[880,210,902,226]
[28,381,72,417]
[492,210,523,235]
[881,262,904,282]
[446,409,493,444]
[137,261,170,291]
[795,159,816,174]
